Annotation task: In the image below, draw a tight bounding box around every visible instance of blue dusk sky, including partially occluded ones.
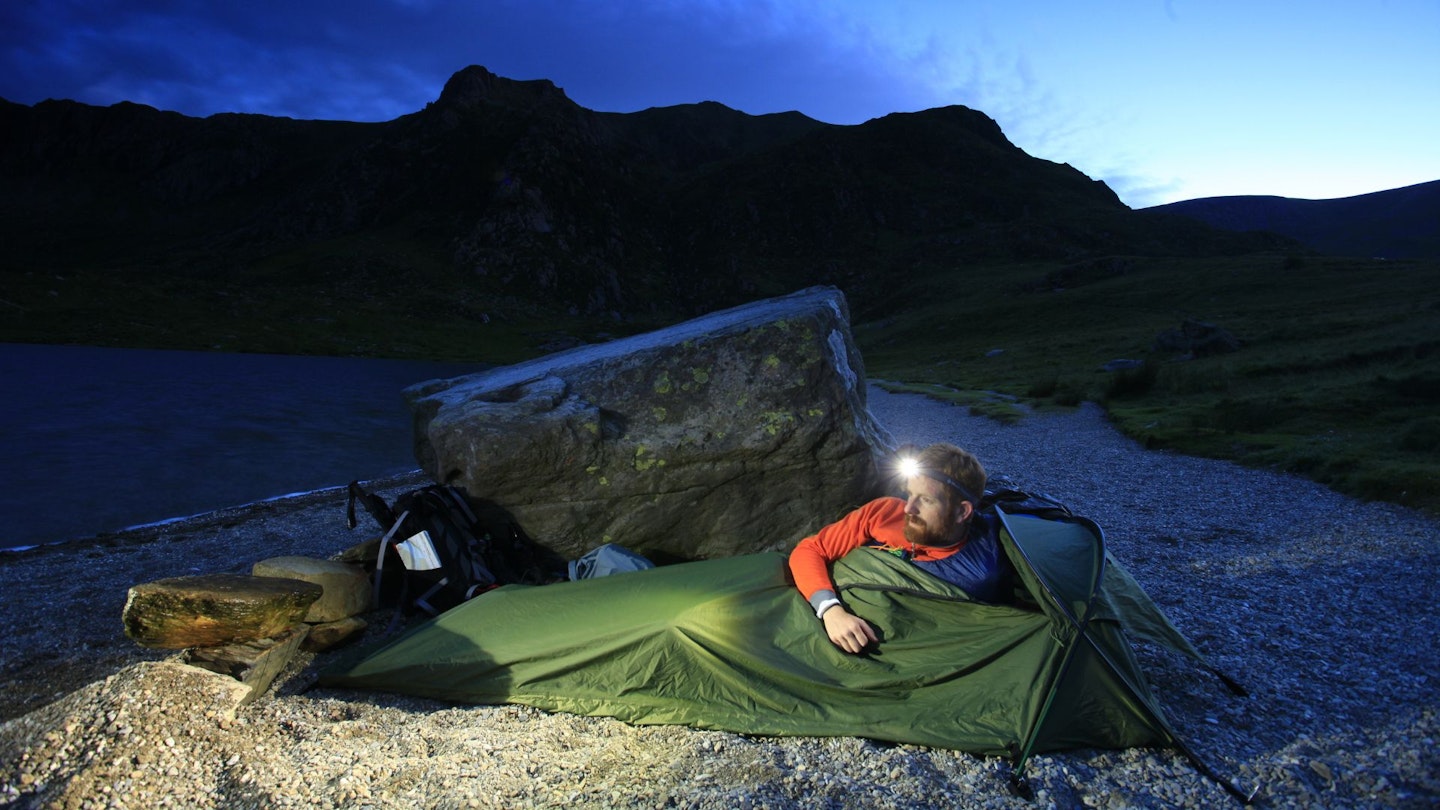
[1,0,1436,208]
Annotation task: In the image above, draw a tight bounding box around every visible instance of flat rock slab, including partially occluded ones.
[123,574,323,649]
[252,556,371,623]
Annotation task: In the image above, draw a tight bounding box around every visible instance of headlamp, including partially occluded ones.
[897,456,981,506]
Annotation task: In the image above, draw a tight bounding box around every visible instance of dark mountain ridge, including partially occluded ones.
[1144,180,1440,260]
[2,65,1283,324]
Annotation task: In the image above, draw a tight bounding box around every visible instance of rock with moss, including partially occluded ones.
[404,286,894,561]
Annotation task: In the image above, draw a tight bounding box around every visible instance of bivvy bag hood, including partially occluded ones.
[321,497,1256,802]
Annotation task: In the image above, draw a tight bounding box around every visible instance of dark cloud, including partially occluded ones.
[0,0,940,123]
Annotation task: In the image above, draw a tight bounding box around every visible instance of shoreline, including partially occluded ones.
[0,470,431,558]
[3,388,1438,808]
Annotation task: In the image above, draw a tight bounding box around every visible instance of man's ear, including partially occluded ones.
[953,500,974,524]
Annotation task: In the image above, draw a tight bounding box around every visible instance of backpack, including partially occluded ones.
[978,476,1079,522]
[346,481,553,618]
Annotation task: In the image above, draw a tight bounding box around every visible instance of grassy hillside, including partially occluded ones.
[0,249,629,365]
[1145,180,1440,259]
[3,88,1284,329]
[857,253,1440,513]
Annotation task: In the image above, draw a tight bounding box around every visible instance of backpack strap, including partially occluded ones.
[372,508,421,636]
[412,577,452,617]
[347,480,397,530]
[371,509,411,610]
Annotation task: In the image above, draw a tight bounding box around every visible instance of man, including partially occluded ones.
[788,442,1013,654]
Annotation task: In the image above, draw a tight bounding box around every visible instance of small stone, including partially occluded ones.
[301,616,368,652]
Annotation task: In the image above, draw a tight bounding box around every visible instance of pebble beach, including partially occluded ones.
[2,385,1437,809]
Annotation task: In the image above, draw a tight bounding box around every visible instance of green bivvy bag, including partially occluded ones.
[320,506,1247,798]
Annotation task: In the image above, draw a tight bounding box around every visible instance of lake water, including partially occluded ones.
[0,343,487,550]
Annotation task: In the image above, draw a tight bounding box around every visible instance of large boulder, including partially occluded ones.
[405,286,895,562]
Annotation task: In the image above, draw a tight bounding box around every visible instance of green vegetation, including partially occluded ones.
[857,253,1440,513]
[1,230,662,364]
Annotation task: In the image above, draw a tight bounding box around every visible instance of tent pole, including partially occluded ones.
[994,508,1257,803]
[1168,731,1263,804]
[1005,632,1086,796]
[1072,626,1262,804]
[995,508,1110,789]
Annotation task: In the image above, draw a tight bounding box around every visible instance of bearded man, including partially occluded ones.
[788,442,1014,654]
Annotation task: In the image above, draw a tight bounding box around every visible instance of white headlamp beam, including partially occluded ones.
[897,456,981,506]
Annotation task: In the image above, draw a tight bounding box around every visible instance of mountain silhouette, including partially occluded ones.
[1144,180,1440,260]
[1,64,1289,321]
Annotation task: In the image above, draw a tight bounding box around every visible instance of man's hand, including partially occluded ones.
[822,606,878,654]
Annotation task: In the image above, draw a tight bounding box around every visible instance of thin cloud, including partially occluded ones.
[1101,172,1188,210]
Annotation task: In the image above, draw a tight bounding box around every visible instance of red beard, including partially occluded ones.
[903,514,951,547]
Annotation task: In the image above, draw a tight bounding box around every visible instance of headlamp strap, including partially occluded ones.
[918,468,981,506]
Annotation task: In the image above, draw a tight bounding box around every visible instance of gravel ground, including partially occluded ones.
[2,384,1438,809]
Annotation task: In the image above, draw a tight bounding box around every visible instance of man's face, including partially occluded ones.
[903,474,968,547]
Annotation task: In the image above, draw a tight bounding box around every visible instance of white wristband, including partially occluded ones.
[814,597,842,619]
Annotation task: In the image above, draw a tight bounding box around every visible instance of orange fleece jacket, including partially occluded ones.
[788,497,968,601]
